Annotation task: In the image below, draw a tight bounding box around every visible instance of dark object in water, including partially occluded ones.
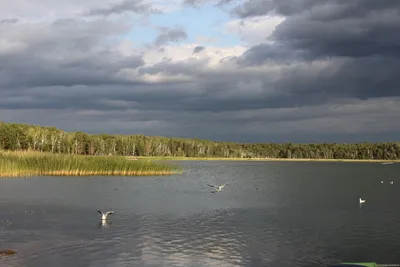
[0,249,16,256]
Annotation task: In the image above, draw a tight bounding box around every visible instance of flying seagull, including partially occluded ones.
[359,198,366,204]
[208,183,227,192]
[97,210,114,220]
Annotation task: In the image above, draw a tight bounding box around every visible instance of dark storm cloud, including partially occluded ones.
[1,0,400,142]
[0,52,146,88]
[4,17,131,54]
[235,56,400,109]
[231,0,319,18]
[231,0,400,18]
[193,45,205,54]
[154,27,188,45]
[233,0,400,108]
[271,10,400,59]
[272,57,400,101]
[236,43,308,66]
[236,0,400,61]
[0,18,148,89]
[2,97,399,142]
[83,0,158,16]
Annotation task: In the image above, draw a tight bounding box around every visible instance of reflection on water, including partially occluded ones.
[1,161,400,267]
[1,208,336,267]
[99,220,112,228]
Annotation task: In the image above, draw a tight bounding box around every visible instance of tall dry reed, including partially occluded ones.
[0,150,182,178]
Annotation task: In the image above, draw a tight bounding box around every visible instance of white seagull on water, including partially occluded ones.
[359,198,366,204]
[208,183,227,192]
[97,210,114,220]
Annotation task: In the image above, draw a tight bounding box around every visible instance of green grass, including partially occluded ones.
[0,151,182,177]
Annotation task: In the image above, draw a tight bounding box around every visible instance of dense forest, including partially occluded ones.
[0,121,399,160]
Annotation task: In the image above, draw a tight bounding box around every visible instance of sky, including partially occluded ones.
[1,0,400,143]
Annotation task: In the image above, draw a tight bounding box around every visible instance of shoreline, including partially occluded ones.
[129,156,400,163]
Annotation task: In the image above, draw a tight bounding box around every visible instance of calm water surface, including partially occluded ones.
[1,161,400,267]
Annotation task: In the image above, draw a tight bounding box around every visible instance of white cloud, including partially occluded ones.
[141,43,247,67]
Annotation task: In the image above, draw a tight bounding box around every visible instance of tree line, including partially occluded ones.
[0,121,399,160]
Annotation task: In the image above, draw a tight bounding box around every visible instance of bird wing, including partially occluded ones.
[97,210,103,214]
[207,184,217,188]
[105,211,114,216]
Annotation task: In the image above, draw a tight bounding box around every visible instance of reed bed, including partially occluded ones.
[0,151,182,178]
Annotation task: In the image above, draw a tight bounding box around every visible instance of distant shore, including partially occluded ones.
[128,156,399,163]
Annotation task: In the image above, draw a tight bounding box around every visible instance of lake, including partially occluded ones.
[1,160,400,267]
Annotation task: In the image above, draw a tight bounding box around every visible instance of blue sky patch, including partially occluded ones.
[126,3,241,47]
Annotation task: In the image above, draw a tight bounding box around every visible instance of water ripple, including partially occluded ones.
[2,161,400,267]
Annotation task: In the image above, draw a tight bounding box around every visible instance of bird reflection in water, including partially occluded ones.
[98,220,112,228]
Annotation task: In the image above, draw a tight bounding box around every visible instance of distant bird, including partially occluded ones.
[381,181,384,183]
[359,198,366,204]
[208,183,227,192]
[97,210,114,221]
[390,181,394,184]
